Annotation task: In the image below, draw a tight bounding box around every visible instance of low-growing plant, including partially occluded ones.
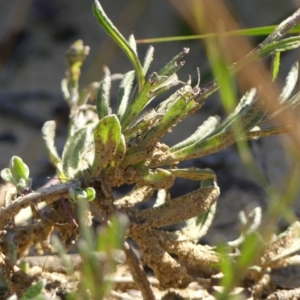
[1,1,300,299]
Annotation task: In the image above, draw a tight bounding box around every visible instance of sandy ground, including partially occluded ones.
[0,1,300,298]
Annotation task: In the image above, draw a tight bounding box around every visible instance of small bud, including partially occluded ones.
[9,156,30,182]
[85,187,96,202]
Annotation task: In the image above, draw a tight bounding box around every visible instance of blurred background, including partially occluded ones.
[0,0,298,243]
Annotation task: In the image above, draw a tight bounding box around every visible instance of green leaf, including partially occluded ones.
[1,168,13,183]
[171,116,220,152]
[148,73,180,99]
[168,168,216,181]
[157,47,189,77]
[239,100,265,132]
[271,51,280,81]
[107,134,126,170]
[93,0,144,92]
[9,156,29,182]
[142,46,154,75]
[96,76,112,120]
[120,50,187,130]
[41,121,62,167]
[128,34,137,55]
[140,93,199,150]
[121,149,148,167]
[120,75,178,130]
[120,80,153,129]
[171,131,234,162]
[239,37,300,70]
[137,168,175,189]
[117,70,135,118]
[91,115,121,175]
[62,128,87,179]
[123,109,161,140]
[215,88,257,134]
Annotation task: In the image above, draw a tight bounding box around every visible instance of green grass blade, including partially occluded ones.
[136,24,300,44]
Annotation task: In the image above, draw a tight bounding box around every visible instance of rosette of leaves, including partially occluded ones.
[38,0,300,293]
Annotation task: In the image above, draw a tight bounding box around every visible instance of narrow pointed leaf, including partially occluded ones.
[120,80,153,129]
[142,46,154,75]
[42,121,62,166]
[168,168,216,181]
[120,49,189,129]
[117,70,135,118]
[214,88,257,134]
[128,34,137,55]
[91,115,121,175]
[62,128,87,179]
[129,186,219,228]
[171,131,234,162]
[140,94,199,150]
[120,73,181,129]
[123,109,162,140]
[137,168,174,189]
[154,84,192,116]
[240,37,300,70]
[148,73,180,99]
[121,149,148,167]
[96,76,112,120]
[239,100,266,132]
[158,47,189,76]
[171,116,220,152]
[93,0,144,91]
